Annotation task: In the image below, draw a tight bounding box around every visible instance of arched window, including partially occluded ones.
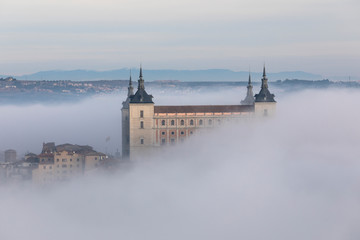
[180,120,185,126]
[161,120,166,126]
[190,119,194,125]
[140,121,144,128]
[171,120,175,126]
[199,119,203,125]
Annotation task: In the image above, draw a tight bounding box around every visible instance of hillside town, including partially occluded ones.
[0,77,359,104]
[0,143,119,186]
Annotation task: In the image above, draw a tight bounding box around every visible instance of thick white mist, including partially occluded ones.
[0,88,360,240]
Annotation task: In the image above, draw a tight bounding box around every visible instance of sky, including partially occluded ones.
[1,88,360,239]
[0,0,359,77]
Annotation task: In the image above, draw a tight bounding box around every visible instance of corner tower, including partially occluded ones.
[127,66,155,160]
[121,71,134,158]
[241,73,255,105]
[254,65,276,117]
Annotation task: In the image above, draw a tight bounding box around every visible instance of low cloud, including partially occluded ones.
[0,89,360,239]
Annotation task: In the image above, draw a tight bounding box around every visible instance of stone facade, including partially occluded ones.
[32,143,106,185]
[122,66,277,160]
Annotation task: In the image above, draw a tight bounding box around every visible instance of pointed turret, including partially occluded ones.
[254,64,275,102]
[138,64,145,90]
[241,73,255,105]
[139,64,143,79]
[263,64,266,77]
[129,65,153,103]
[128,70,134,97]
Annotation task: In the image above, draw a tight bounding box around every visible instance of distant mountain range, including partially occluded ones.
[1,69,324,82]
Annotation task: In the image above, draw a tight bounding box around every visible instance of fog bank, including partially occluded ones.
[0,89,360,239]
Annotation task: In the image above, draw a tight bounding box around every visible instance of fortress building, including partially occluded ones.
[122,66,276,160]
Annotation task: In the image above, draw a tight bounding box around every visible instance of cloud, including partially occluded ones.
[0,88,360,239]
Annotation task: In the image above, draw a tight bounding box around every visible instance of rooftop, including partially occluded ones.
[154,105,254,114]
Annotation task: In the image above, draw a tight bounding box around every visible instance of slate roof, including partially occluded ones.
[129,89,154,103]
[254,66,276,102]
[254,88,276,102]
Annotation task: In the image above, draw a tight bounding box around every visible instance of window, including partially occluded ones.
[62,164,67,168]
[56,159,59,162]
[95,157,98,160]
[170,138,175,144]
[171,131,175,135]
[180,131,185,135]
[70,159,72,162]
[161,120,166,126]
[77,159,80,162]
[171,120,175,126]
[43,166,46,169]
[140,110,144,118]
[180,120,185,126]
[140,138,144,144]
[62,159,67,162]
[162,131,166,135]
[161,138,166,145]
[199,119,203,125]
[264,109,268,116]
[190,131,193,135]
[140,121,144,129]
[41,159,45,162]
[190,119,194,125]
[208,119,212,125]
[49,166,52,169]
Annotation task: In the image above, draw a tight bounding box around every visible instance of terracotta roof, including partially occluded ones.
[154,105,254,113]
[55,144,93,154]
[38,153,54,158]
[86,152,106,156]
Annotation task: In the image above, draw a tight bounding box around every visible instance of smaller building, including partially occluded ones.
[4,149,17,163]
[32,143,107,185]
[0,161,37,184]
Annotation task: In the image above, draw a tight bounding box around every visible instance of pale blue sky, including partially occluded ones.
[0,0,359,78]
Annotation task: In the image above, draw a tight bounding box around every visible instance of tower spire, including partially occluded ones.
[138,64,145,90]
[139,64,143,79]
[254,65,275,102]
[261,64,268,89]
[263,64,266,77]
[128,69,134,97]
[241,72,255,105]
